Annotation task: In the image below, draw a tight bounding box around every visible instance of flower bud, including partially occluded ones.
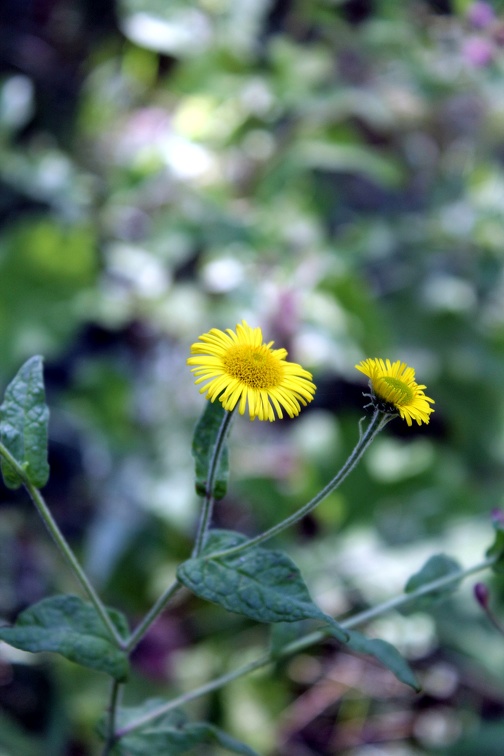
[474,582,489,608]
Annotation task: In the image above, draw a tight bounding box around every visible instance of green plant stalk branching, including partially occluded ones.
[125,579,183,653]
[123,408,381,652]
[2,398,473,751]
[116,554,495,738]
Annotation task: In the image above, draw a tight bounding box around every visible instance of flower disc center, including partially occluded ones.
[376,376,414,405]
[223,344,283,389]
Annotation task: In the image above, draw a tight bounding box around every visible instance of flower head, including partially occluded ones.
[355,358,434,426]
[188,320,316,421]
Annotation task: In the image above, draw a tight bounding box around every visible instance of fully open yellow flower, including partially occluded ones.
[355,358,434,426]
[188,320,316,421]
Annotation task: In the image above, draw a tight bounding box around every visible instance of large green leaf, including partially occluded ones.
[177,530,348,641]
[192,399,229,500]
[111,702,259,756]
[344,629,420,691]
[0,356,49,489]
[0,595,129,681]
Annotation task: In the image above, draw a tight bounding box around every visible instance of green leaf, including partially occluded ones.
[0,595,129,681]
[298,141,404,187]
[177,530,348,641]
[111,703,259,756]
[192,399,229,500]
[486,514,504,574]
[0,356,49,489]
[441,720,504,756]
[404,553,462,607]
[344,629,420,691]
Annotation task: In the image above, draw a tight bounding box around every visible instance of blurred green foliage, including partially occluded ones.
[2,0,504,753]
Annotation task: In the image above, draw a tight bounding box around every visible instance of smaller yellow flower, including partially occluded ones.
[355,358,435,426]
[188,320,316,421]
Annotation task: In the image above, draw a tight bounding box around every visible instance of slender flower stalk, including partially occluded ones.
[101,679,122,756]
[192,408,235,558]
[204,410,389,561]
[0,441,125,649]
[125,579,183,653]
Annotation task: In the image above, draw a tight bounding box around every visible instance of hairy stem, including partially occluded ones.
[124,408,235,651]
[192,408,234,558]
[101,680,122,755]
[125,579,183,653]
[0,442,125,649]
[206,410,388,561]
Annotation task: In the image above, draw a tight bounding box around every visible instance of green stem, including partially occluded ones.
[125,579,183,653]
[207,410,388,561]
[123,408,235,652]
[101,679,122,756]
[116,554,495,738]
[192,408,234,558]
[0,441,125,649]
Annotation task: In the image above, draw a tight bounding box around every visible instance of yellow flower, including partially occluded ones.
[187,320,316,421]
[355,358,435,426]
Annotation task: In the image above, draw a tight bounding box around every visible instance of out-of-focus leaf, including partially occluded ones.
[442,721,504,756]
[344,629,420,691]
[404,553,462,605]
[298,141,404,186]
[0,710,40,756]
[486,512,504,574]
[0,218,97,382]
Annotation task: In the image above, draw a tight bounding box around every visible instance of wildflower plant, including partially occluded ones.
[0,327,500,754]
